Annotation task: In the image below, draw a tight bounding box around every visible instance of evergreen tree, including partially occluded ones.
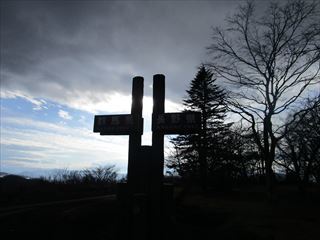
[167,65,231,190]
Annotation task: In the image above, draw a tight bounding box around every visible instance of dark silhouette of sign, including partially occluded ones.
[93,74,200,239]
[94,114,143,135]
[152,112,201,134]
[93,74,201,186]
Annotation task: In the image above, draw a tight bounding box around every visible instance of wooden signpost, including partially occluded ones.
[93,74,201,239]
[94,114,143,135]
[152,112,201,134]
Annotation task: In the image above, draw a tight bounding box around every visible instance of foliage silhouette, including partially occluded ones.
[168,65,232,191]
[277,96,320,192]
[0,165,118,206]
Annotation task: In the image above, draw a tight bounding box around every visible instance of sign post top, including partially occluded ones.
[93,75,201,137]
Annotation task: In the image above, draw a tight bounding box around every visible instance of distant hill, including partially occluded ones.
[0,172,10,177]
[0,174,28,184]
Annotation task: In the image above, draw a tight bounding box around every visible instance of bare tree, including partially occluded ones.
[47,165,118,184]
[207,0,320,196]
[277,96,320,192]
[82,165,118,184]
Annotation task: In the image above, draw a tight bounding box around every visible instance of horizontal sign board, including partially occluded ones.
[94,114,143,135]
[152,112,201,134]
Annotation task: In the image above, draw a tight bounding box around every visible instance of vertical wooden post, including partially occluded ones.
[152,74,165,184]
[127,76,143,184]
[150,74,165,239]
[122,77,144,239]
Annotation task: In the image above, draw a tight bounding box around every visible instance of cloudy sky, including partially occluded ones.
[0,0,250,177]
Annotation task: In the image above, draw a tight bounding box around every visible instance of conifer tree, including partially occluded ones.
[168,65,231,190]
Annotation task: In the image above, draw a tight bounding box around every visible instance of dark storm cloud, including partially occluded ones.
[1,0,239,110]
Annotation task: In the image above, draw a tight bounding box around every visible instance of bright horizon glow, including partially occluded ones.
[0,90,182,177]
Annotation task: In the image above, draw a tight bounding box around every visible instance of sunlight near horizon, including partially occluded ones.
[106,93,182,145]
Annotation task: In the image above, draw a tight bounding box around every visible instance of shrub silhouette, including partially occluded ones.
[0,165,118,206]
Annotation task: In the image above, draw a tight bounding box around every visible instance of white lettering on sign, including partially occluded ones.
[111,116,120,125]
[171,114,180,124]
[157,115,165,125]
[186,114,196,124]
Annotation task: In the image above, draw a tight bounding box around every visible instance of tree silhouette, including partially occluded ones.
[48,165,118,184]
[226,125,261,182]
[207,0,320,197]
[168,65,231,191]
[277,96,320,191]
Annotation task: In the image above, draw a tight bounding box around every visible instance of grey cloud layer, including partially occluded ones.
[1,1,238,109]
